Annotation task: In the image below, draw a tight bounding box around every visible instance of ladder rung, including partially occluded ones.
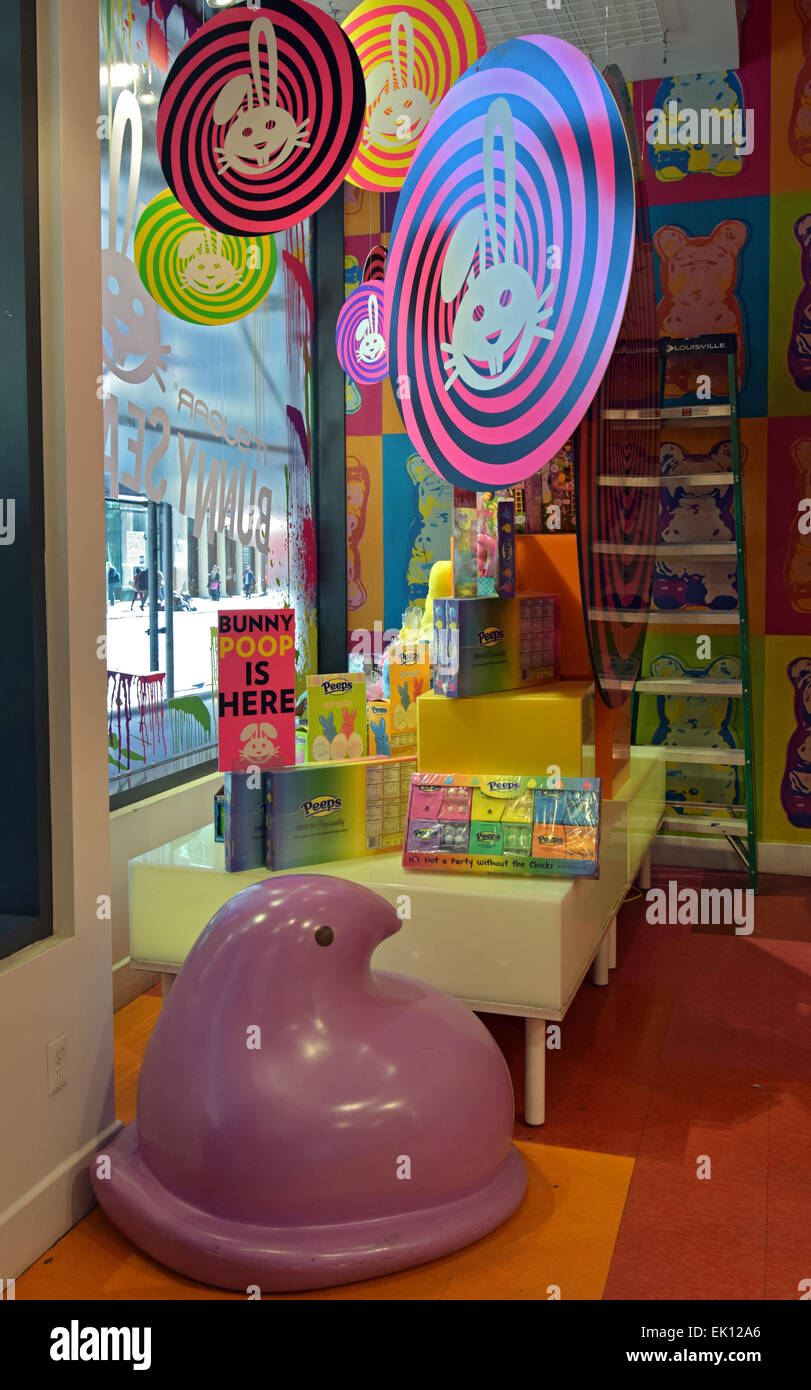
[655,746,746,765]
[593,543,737,557]
[661,814,748,835]
[647,610,740,626]
[661,406,732,421]
[596,473,735,488]
[636,678,742,696]
[589,608,740,626]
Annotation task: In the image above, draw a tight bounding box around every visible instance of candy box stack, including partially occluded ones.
[433,592,559,698]
[306,673,367,763]
[368,643,430,757]
[402,773,600,878]
[265,755,416,870]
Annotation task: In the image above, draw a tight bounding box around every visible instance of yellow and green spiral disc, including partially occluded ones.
[134,189,277,326]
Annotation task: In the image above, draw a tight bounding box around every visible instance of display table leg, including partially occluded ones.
[608,915,617,970]
[160,972,175,1000]
[524,1017,546,1127]
[592,933,610,987]
[639,849,651,891]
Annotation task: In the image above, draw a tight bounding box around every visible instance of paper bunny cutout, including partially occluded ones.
[177,227,242,296]
[103,91,169,392]
[397,681,411,711]
[439,97,555,392]
[318,712,338,742]
[354,294,386,365]
[370,717,390,756]
[413,677,424,698]
[239,721,278,762]
[212,16,310,177]
[340,706,357,738]
[364,11,431,148]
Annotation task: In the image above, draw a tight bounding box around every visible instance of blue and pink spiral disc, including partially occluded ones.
[384,35,636,489]
[336,283,388,384]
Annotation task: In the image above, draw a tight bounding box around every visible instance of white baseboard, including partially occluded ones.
[0,1120,122,1280]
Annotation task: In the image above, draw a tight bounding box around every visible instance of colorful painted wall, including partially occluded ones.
[344,0,811,850]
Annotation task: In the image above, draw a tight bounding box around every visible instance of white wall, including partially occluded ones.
[0,0,118,1279]
[111,772,220,1008]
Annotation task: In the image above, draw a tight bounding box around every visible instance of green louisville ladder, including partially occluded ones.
[630,334,758,892]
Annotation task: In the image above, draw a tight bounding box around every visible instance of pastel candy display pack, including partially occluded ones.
[433,592,559,698]
[402,773,601,878]
[306,673,367,763]
[266,755,415,870]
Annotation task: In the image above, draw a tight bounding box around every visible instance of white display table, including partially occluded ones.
[128,749,664,1124]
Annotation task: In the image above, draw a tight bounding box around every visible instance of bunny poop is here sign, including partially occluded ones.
[218,609,296,773]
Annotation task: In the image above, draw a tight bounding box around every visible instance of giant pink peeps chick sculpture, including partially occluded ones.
[91,875,526,1290]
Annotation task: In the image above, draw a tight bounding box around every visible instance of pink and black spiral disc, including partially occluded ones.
[157,2,366,235]
[336,283,388,384]
[385,35,636,489]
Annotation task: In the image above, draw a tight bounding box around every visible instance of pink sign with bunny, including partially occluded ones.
[217,608,296,773]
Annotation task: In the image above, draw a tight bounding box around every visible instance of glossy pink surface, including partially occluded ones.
[93,875,526,1290]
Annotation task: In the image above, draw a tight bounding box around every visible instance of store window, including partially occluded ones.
[100,3,317,802]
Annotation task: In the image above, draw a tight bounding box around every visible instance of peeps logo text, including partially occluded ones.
[301,796,342,818]
[477,627,504,646]
[484,779,521,793]
[399,651,419,665]
[321,680,353,696]
[474,831,500,844]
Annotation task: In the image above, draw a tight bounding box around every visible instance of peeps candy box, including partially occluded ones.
[433,592,559,698]
[224,772,266,872]
[306,673,367,763]
[402,773,601,878]
[265,755,416,870]
[368,646,430,757]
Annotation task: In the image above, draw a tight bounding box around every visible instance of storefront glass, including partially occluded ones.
[100,3,317,797]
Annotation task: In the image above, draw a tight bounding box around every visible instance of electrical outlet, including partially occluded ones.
[47,1034,68,1095]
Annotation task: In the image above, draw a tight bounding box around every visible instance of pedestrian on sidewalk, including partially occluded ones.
[208,564,221,602]
[242,565,255,600]
[107,563,120,606]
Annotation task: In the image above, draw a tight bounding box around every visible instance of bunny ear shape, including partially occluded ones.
[260,722,277,739]
[483,96,516,268]
[108,90,142,255]
[391,10,415,89]
[440,207,486,302]
[177,230,204,261]
[365,60,394,109]
[368,295,379,333]
[250,15,279,108]
[213,74,252,125]
[240,723,258,741]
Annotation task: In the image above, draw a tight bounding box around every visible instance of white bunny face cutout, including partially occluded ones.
[355,294,386,365]
[439,97,555,393]
[240,721,279,763]
[212,16,310,178]
[102,91,170,392]
[177,228,243,296]
[364,11,431,148]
